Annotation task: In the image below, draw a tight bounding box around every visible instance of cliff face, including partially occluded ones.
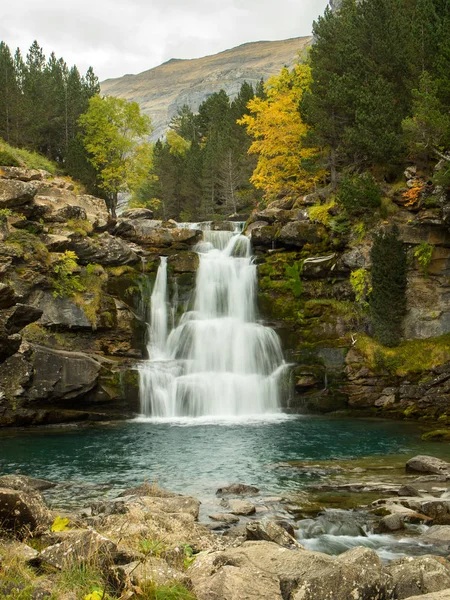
[100,37,311,140]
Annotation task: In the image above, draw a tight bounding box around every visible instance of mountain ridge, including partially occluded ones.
[101,36,312,140]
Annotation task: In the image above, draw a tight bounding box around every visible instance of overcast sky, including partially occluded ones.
[1,0,329,81]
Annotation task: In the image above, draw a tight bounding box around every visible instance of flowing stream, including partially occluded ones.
[139,225,288,420]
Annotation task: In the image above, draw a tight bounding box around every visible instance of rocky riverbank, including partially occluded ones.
[1,454,450,599]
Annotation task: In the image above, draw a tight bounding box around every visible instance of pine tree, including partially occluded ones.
[370,226,407,347]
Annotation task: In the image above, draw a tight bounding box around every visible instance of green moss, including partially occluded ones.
[355,333,450,376]
[422,429,450,441]
[308,199,336,226]
[5,231,49,264]
[66,218,93,236]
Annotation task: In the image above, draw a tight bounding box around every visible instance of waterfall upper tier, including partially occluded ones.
[139,224,288,420]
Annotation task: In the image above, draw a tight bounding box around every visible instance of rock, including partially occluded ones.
[209,513,240,524]
[0,283,17,309]
[246,519,301,549]
[168,251,199,273]
[377,513,405,532]
[114,219,201,247]
[406,456,450,475]
[385,556,450,599]
[0,487,52,537]
[48,232,139,266]
[277,221,324,248]
[193,565,283,600]
[226,499,256,516]
[140,495,201,520]
[420,526,450,546]
[27,345,101,401]
[402,591,450,599]
[118,482,178,498]
[120,208,154,219]
[2,540,39,563]
[110,558,189,592]
[5,304,42,334]
[0,166,47,182]
[398,485,422,497]
[39,529,118,569]
[216,483,260,496]
[91,499,128,516]
[249,224,278,247]
[28,290,93,330]
[293,547,389,600]
[0,179,36,208]
[0,475,56,493]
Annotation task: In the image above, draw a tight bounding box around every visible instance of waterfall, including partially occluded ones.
[138,226,287,420]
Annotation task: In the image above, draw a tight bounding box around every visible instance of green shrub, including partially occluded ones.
[5,230,49,263]
[337,172,382,216]
[285,261,304,297]
[0,149,21,167]
[350,268,372,304]
[308,200,336,226]
[52,251,85,298]
[0,139,57,173]
[414,242,434,277]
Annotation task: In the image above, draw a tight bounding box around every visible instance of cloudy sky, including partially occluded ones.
[1,0,329,81]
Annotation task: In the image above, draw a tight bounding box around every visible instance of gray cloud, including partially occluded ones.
[1,0,328,80]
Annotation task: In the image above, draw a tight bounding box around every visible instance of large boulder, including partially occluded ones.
[0,167,47,182]
[277,222,325,248]
[403,591,450,600]
[293,547,389,600]
[27,345,101,401]
[0,283,17,309]
[246,520,301,549]
[0,487,52,537]
[406,456,450,475]
[46,232,139,266]
[421,526,450,546]
[115,219,202,247]
[5,304,42,334]
[0,475,55,493]
[385,556,450,599]
[193,565,283,600]
[217,483,260,496]
[0,179,36,208]
[120,208,154,220]
[28,290,93,330]
[39,529,117,569]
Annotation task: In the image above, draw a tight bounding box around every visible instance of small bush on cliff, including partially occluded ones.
[52,251,85,298]
[336,172,382,217]
[369,226,407,347]
[284,261,304,297]
[414,242,434,277]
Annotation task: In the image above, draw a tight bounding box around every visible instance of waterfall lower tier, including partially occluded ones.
[138,227,287,419]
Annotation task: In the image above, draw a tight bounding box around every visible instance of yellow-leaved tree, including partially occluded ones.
[238,63,323,203]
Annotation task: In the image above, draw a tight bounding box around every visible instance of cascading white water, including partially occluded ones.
[139,226,287,419]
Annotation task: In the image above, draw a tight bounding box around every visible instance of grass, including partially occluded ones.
[0,138,57,174]
[355,333,450,376]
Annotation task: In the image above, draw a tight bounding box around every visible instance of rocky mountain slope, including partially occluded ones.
[100,37,311,140]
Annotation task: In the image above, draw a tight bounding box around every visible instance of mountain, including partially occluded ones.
[100,37,312,140]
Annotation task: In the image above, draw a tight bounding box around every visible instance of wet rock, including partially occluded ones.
[168,251,199,273]
[420,526,450,546]
[406,456,450,475]
[216,483,260,496]
[0,487,52,537]
[0,475,56,493]
[386,556,450,599]
[0,179,36,208]
[246,519,301,549]
[27,345,101,401]
[376,513,405,532]
[225,499,256,516]
[118,482,178,498]
[250,224,278,246]
[209,513,240,524]
[39,529,117,569]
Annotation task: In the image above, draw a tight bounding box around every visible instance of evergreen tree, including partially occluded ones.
[370,226,408,347]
